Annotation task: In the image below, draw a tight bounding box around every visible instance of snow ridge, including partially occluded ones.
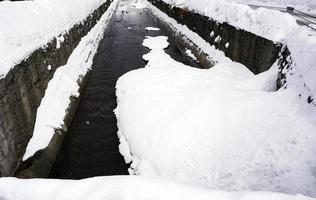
[0,0,106,77]
[115,34,316,196]
[22,0,119,161]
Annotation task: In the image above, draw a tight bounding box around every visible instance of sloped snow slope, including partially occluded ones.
[228,0,316,13]
[0,0,106,77]
[115,36,316,197]
[152,0,316,99]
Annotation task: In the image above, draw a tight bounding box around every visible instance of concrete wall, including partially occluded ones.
[0,0,112,177]
[14,74,91,178]
[147,0,283,74]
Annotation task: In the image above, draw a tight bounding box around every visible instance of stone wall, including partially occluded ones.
[0,0,112,177]
[147,0,283,74]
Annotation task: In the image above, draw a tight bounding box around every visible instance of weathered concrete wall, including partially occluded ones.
[14,73,91,178]
[0,0,112,177]
[147,0,283,74]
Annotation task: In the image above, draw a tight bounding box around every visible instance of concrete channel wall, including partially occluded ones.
[0,0,112,177]
[147,0,285,75]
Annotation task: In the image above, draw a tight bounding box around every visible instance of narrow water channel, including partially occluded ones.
[49,0,200,179]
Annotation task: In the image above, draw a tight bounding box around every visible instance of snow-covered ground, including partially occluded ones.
[0,0,106,77]
[115,34,316,197]
[22,0,118,161]
[163,0,316,13]
[0,176,315,200]
[158,0,290,41]
[146,0,316,112]
[228,0,316,13]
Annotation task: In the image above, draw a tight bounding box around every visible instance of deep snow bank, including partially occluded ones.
[22,0,118,161]
[0,176,314,200]
[227,0,316,13]
[0,0,106,77]
[147,0,316,112]
[160,0,298,41]
[115,36,316,197]
[146,0,282,74]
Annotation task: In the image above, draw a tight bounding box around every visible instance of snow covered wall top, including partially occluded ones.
[228,0,316,13]
[0,0,105,77]
[160,0,306,42]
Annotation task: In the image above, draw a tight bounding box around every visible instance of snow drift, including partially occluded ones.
[115,36,316,197]
[0,176,314,200]
[0,0,106,77]
[227,0,316,13]
[148,0,316,100]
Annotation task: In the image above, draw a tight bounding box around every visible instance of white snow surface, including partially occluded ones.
[227,0,316,13]
[0,0,106,77]
[115,36,316,197]
[0,176,315,200]
[131,0,147,9]
[185,49,197,61]
[145,27,161,31]
[159,0,298,42]
[22,0,118,161]
[145,0,316,113]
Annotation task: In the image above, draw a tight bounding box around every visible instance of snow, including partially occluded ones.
[0,176,315,200]
[145,0,245,69]
[227,0,316,13]
[22,0,119,161]
[145,27,161,31]
[142,36,169,49]
[131,0,147,9]
[284,28,316,100]
[157,0,312,42]
[0,0,106,77]
[214,35,222,43]
[210,31,215,38]
[145,0,316,110]
[185,49,197,61]
[115,35,316,197]
[56,35,65,49]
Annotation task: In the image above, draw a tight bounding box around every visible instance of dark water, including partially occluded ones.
[49,0,200,179]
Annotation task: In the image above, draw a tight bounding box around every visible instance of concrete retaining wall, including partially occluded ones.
[14,72,91,178]
[0,0,112,177]
[147,0,284,74]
